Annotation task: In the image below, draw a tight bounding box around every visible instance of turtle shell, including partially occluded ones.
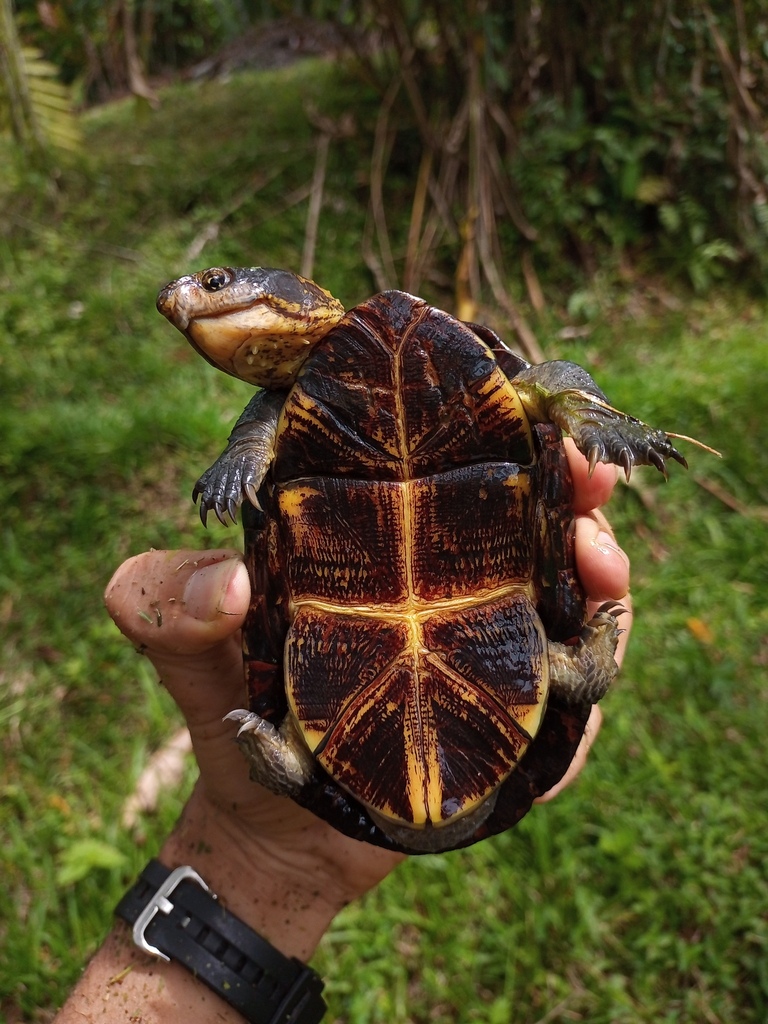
[242,290,588,852]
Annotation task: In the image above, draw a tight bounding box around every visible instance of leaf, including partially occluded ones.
[659,202,682,233]
[635,176,672,204]
[121,727,193,829]
[56,839,127,886]
[619,158,641,201]
[21,45,81,153]
[687,617,715,646]
[0,26,81,156]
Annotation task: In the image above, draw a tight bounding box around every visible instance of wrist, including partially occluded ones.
[158,782,340,962]
[54,784,334,1024]
[114,859,325,1024]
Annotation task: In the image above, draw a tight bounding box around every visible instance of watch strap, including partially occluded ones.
[115,859,325,1024]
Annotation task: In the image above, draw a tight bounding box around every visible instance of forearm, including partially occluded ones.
[53,785,338,1024]
[54,925,244,1024]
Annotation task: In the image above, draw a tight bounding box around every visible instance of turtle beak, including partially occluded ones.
[157,277,192,331]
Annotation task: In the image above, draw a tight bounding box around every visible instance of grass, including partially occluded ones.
[1,57,767,1023]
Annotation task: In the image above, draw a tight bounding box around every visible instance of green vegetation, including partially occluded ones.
[1,57,767,1023]
[7,1,768,301]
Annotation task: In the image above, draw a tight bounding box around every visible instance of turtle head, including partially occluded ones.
[157,266,346,388]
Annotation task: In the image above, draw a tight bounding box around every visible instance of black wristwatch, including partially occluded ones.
[115,859,326,1024]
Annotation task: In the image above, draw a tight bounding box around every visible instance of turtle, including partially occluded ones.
[157,266,689,855]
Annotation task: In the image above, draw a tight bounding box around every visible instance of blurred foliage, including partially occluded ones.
[12,0,251,101]
[0,55,766,1022]
[0,0,79,157]
[7,0,768,298]
[321,0,768,300]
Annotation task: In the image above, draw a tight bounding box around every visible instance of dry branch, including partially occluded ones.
[301,132,330,280]
[694,475,768,521]
[367,76,402,288]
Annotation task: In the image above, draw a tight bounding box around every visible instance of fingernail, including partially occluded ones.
[182,558,244,621]
[594,530,630,570]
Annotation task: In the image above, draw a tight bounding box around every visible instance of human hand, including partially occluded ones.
[55,446,630,1024]
[106,546,400,963]
[103,445,630,958]
[537,441,632,801]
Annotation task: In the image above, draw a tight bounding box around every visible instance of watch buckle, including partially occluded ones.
[133,865,215,961]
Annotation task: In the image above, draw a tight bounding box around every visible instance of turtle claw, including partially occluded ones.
[224,709,313,794]
[594,599,628,621]
[224,708,278,741]
[622,446,634,481]
[192,482,229,527]
[243,482,263,511]
[193,446,270,526]
[192,482,210,527]
[224,708,255,731]
[562,395,688,481]
[647,448,667,479]
[194,468,238,527]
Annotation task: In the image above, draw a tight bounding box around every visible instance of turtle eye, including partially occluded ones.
[201,268,232,292]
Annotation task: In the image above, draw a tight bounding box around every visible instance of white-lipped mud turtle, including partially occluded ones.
[157,267,693,854]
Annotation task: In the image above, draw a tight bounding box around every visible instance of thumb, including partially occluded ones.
[105,549,250,730]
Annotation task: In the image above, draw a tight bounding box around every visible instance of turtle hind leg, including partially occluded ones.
[548,604,623,707]
[512,361,688,479]
[225,710,315,795]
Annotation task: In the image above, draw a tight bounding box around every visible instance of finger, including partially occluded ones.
[566,438,619,513]
[536,704,603,803]
[105,549,248,653]
[574,509,630,603]
[539,510,633,808]
[574,509,633,672]
[105,549,250,727]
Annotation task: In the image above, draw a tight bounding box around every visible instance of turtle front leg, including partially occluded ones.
[194,389,287,524]
[548,606,622,706]
[512,361,687,479]
[225,710,315,795]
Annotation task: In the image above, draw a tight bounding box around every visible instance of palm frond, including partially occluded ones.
[0,0,81,159]
[19,45,81,152]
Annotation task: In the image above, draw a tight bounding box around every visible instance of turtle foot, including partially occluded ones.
[546,389,688,480]
[574,403,688,480]
[225,709,313,794]
[194,388,283,526]
[511,362,688,480]
[548,605,623,706]
[194,444,268,526]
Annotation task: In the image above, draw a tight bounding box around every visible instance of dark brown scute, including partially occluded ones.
[409,463,535,601]
[277,478,407,605]
[422,594,546,715]
[274,291,534,484]
[276,463,538,609]
[287,594,546,827]
[286,608,409,733]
